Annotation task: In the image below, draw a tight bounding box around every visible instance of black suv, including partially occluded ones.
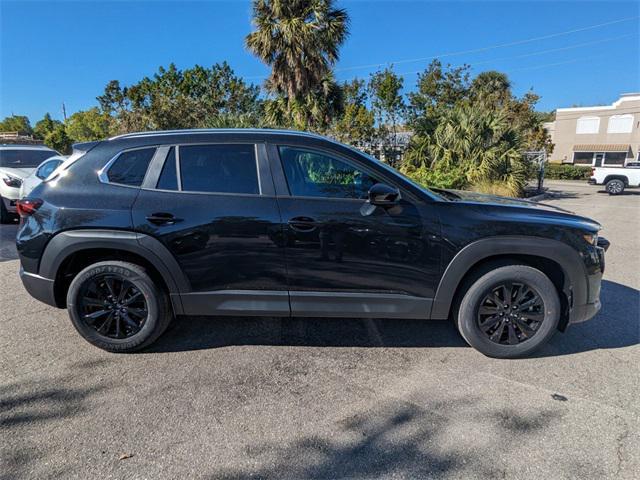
[17,129,607,358]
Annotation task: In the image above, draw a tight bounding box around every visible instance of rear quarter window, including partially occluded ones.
[106,148,156,186]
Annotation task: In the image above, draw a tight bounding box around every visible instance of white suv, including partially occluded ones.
[589,164,640,195]
[0,145,59,223]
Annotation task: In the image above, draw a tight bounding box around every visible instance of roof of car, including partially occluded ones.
[108,128,327,141]
[0,144,57,151]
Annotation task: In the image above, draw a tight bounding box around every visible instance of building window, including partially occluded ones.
[573,152,594,165]
[576,116,600,134]
[607,114,634,134]
[603,152,626,166]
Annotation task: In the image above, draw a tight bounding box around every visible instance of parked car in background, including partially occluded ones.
[0,145,59,223]
[588,164,640,195]
[16,129,608,358]
[19,155,67,199]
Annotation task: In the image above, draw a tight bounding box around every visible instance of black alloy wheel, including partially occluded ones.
[78,274,148,339]
[477,282,545,345]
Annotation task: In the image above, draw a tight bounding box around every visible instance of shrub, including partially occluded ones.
[544,162,591,180]
[471,180,520,197]
[401,163,469,190]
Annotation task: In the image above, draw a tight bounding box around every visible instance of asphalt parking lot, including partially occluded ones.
[1,180,638,480]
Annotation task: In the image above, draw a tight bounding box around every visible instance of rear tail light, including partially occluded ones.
[591,167,596,175]
[16,198,43,217]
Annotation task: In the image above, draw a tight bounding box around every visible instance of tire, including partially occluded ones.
[0,197,12,224]
[66,261,173,352]
[455,265,560,358]
[605,179,625,195]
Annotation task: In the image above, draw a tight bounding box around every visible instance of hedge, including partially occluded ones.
[544,162,592,180]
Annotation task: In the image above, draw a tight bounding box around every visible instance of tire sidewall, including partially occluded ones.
[457,266,560,358]
[67,262,162,352]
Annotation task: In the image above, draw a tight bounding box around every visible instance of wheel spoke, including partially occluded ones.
[490,292,505,308]
[490,322,506,342]
[514,285,530,305]
[122,291,142,306]
[83,297,105,308]
[479,315,501,332]
[117,281,131,303]
[523,311,545,322]
[96,313,114,334]
[121,312,141,330]
[83,309,110,321]
[479,305,499,315]
[514,317,535,337]
[127,307,147,318]
[507,323,519,345]
[103,278,117,298]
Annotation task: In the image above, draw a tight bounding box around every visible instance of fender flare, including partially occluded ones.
[39,229,191,296]
[429,236,588,319]
[603,175,628,185]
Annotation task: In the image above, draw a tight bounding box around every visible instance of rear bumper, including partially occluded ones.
[19,267,58,307]
[587,178,597,185]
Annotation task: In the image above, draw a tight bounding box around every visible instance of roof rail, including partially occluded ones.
[108,128,328,141]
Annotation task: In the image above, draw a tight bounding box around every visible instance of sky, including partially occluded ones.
[1,0,638,123]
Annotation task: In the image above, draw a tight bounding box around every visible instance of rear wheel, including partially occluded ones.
[456,265,560,358]
[605,179,625,195]
[66,261,172,352]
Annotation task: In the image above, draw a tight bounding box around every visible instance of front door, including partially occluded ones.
[270,144,441,318]
[132,143,288,315]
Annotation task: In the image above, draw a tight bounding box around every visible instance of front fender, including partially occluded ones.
[430,236,588,319]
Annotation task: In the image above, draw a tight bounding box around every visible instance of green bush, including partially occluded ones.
[544,162,592,180]
[402,163,469,190]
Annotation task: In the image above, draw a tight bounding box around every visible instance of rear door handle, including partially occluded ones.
[146,212,179,226]
[288,216,319,232]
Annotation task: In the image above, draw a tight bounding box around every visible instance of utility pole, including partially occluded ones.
[61,102,67,121]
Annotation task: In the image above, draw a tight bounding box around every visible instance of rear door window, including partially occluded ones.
[178,144,259,194]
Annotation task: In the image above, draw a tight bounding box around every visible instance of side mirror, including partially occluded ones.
[368,183,401,206]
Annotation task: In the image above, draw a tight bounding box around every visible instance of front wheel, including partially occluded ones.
[456,265,560,358]
[605,179,625,195]
[67,261,173,352]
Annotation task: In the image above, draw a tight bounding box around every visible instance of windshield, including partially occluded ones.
[0,149,58,168]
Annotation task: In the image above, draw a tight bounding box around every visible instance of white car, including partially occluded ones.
[19,155,67,199]
[0,145,60,223]
[589,164,640,195]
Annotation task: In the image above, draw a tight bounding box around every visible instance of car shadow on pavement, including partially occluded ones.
[147,280,638,356]
[535,280,639,358]
[207,397,563,479]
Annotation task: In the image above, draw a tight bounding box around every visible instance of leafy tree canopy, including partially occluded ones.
[0,115,33,135]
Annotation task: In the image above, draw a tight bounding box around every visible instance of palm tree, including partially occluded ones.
[246,0,349,128]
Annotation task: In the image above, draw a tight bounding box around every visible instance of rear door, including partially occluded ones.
[131,142,288,316]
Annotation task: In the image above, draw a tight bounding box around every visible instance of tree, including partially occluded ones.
[44,124,72,154]
[368,67,405,165]
[0,115,32,135]
[246,0,349,129]
[34,113,63,140]
[403,104,529,196]
[406,60,470,138]
[65,108,113,142]
[96,63,262,133]
[330,79,374,145]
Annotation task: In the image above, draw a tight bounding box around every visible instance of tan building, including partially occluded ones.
[546,93,640,166]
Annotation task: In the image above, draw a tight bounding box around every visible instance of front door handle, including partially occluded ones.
[288,216,319,232]
[146,212,179,226]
